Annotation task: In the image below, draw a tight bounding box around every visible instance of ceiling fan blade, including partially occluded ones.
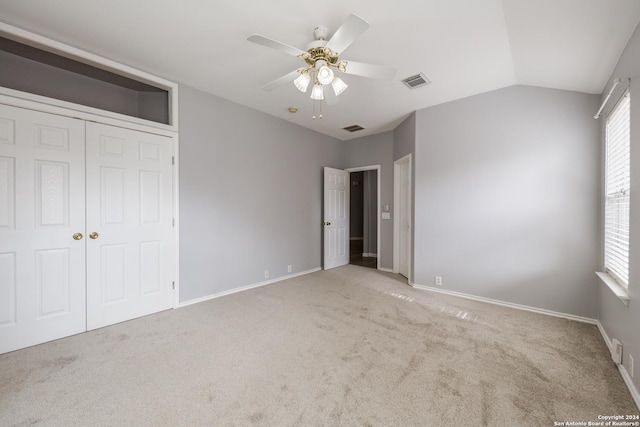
[325,14,369,54]
[248,34,307,58]
[341,60,396,80]
[262,69,300,92]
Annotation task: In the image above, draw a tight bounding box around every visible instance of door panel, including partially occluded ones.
[86,122,174,330]
[0,104,86,354]
[36,248,71,317]
[323,167,349,270]
[0,155,15,228]
[0,252,16,326]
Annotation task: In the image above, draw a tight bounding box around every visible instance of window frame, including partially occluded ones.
[603,90,631,290]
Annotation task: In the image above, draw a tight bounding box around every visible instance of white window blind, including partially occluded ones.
[604,92,631,288]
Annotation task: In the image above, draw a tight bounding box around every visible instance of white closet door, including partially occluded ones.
[0,104,86,354]
[85,122,174,330]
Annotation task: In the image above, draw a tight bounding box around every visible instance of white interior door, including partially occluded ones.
[395,155,412,278]
[0,104,86,354]
[323,167,349,270]
[86,122,174,330]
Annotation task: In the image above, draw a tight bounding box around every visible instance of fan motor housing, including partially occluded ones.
[302,46,339,67]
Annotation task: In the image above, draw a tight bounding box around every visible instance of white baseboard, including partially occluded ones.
[620,365,640,410]
[410,282,597,324]
[178,267,321,308]
[362,253,378,258]
[379,267,394,273]
[596,322,640,410]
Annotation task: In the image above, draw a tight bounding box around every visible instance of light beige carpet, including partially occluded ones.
[1,265,637,426]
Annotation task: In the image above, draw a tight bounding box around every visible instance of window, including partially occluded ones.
[604,92,631,288]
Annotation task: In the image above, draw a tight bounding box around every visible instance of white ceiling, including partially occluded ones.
[1,0,640,140]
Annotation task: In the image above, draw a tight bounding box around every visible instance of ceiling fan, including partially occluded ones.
[247,14,396,107]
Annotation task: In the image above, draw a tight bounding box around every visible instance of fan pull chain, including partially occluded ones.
[312,100,324,120]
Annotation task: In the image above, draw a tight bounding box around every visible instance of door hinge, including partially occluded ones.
[172,281,175,290]
[172,156,175,165]
[172,218,175,227]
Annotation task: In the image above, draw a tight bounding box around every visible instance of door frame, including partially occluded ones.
[0,20,180,307]
[393,154,412,281]
[345,164,381,270]
[0,95,181,309]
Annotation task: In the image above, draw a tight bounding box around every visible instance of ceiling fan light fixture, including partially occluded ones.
[310,83,324,100]
[294,70,311,92]
[316,61,334,85]
[331,76,348,96]
[248,14,396,119]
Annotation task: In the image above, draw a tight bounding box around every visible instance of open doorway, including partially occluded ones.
[322,165,380,271]
[348,169,378,269]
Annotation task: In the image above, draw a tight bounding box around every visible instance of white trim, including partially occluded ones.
[596,271,630,305]
[0,22,179,131]
[172,134,180,308]
[394,154,412,281]
[346,165,381,173]
[596,322,640,410]
[362,253,378,258]
[0,94,181,308]
[0,89,177,135]
[178,268,321,308]
[597,321,614,353]
[619,365,640,410]
[379,267,394,273]
[346,165,381,270]
[410,282,597,324]
[0,22,177,91]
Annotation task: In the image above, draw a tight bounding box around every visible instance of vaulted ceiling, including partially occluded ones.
[1,0,640,140]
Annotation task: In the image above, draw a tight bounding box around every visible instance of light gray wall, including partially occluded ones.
[394,113,416,161]
[413,85,601,318]
[178,84,343,302]
[393,113,416,281]
[597,22,640,394]
[342,131,394,270]
[0,50,168,123]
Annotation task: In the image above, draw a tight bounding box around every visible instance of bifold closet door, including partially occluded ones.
[0,104,87,354]
[85,122,174,330]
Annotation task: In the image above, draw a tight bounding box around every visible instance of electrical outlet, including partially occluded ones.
[630,354,634,378]
[612,339,623,364]
[287,265,292,273]
[264,270,269,279]
[435,276,442,286]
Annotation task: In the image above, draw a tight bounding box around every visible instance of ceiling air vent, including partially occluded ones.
[402,73,432,89]
[342,124,365,132]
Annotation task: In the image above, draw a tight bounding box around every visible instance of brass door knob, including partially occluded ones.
[89,232,99,240]
[72,233,83,240]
